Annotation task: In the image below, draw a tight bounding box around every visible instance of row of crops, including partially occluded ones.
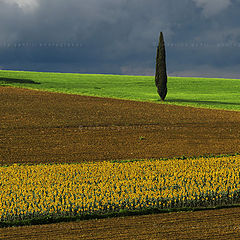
[1,155,240,224]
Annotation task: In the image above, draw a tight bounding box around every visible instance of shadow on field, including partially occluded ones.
[0,77,41,85]
[165,98,240,106]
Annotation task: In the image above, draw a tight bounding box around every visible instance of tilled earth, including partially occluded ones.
[1,86,240,164]
[1,86,240,239]
[1,208,240,239]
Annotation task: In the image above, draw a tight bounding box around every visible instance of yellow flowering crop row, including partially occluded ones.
[1,155,240,222]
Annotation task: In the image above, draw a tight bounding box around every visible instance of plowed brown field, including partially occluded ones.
[1,208,240,239]
[1,86,240,239]
[1,86,240,164]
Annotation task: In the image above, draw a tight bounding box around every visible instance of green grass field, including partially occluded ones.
[1,70,240,111]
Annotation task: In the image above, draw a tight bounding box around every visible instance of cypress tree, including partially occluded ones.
[155,32,167,101]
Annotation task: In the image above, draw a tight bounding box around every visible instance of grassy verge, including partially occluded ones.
[1,70,240,111]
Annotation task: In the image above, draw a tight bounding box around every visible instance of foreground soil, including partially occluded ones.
[1,86,240,164]
[1,208,240,239]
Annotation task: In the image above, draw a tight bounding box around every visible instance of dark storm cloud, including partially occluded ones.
[0,0,240,77]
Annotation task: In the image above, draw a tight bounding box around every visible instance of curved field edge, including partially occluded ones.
[2,154,240,228]
[1,70,240,111]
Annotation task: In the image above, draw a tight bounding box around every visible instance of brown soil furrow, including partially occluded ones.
[1,208,240,239]
[1,86,240,164]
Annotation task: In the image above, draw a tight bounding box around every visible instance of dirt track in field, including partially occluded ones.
[1,208,240,239]
[1,86,240,165]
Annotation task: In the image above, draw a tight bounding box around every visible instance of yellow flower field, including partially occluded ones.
[1,155,240,222]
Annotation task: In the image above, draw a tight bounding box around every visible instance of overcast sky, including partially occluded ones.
[0,0,240,77]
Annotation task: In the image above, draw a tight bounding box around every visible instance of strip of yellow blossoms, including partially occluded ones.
[1,155,240,222]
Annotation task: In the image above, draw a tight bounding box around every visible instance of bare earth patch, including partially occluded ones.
[1,208,240,239]
[1,86,240,164]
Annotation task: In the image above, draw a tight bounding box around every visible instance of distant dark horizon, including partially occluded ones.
[2,67,240,80]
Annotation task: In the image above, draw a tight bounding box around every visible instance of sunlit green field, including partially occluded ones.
[1,70,240,111]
